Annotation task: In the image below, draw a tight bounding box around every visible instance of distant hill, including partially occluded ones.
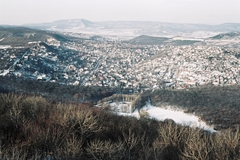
[0,27,80,46]
[128,35,201,45]
[24,19,240,38]
[25,19,101,31]
[128,35,169,45]
[211,32,240,40]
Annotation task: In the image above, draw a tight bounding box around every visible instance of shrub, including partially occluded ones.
[0,93,239,159]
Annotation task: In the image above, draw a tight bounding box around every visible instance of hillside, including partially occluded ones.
[128,35,201,45]
[0,93,239,159]
[24,19,240,38]
[0,25,240,159]
[0,27,71,46]
[211,32,240,40]
[128,35,169,45]
[0,26,240,133]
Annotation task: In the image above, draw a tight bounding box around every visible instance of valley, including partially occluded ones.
[0,26,240,131]
[0,20,240,159]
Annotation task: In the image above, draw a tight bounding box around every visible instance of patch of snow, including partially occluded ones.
[141,103,216,132]
[117,109,140,118]
[73,81,79,86]
[0,38,4,42]
[37,75,43,80]
[110,101,216,132]
[172,36,204,41]
[13,71,22,77]
[0,69,10,76]
[28,41,38,44]
[13,46,25,49]
[0,45,11,49]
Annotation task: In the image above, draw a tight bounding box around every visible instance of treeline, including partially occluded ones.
[144,85,240,130]
[1,76,240,130]
[149,85,240,109]
[0,93,239,159]
[0,76,115,103]
[97,85,240,130]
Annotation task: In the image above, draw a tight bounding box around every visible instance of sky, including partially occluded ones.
[1,0,240,25]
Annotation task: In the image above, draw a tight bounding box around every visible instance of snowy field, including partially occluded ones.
[0,69,10,76]
[111,102,216,132]
[0,45,11,49]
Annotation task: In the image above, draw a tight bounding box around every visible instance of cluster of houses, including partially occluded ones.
[1,38,240,92]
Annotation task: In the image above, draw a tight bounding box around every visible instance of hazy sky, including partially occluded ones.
[1,0,240,25]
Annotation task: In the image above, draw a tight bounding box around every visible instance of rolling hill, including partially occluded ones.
[128,35,201,45]
[24,19,240,38]
[211,32,240,40]
[0,27,73,46]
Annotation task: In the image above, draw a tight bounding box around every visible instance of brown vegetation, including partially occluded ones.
[2,76,240,131]
[0,93,239,159]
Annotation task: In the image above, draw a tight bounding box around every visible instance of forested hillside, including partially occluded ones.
[0,93,239,159]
